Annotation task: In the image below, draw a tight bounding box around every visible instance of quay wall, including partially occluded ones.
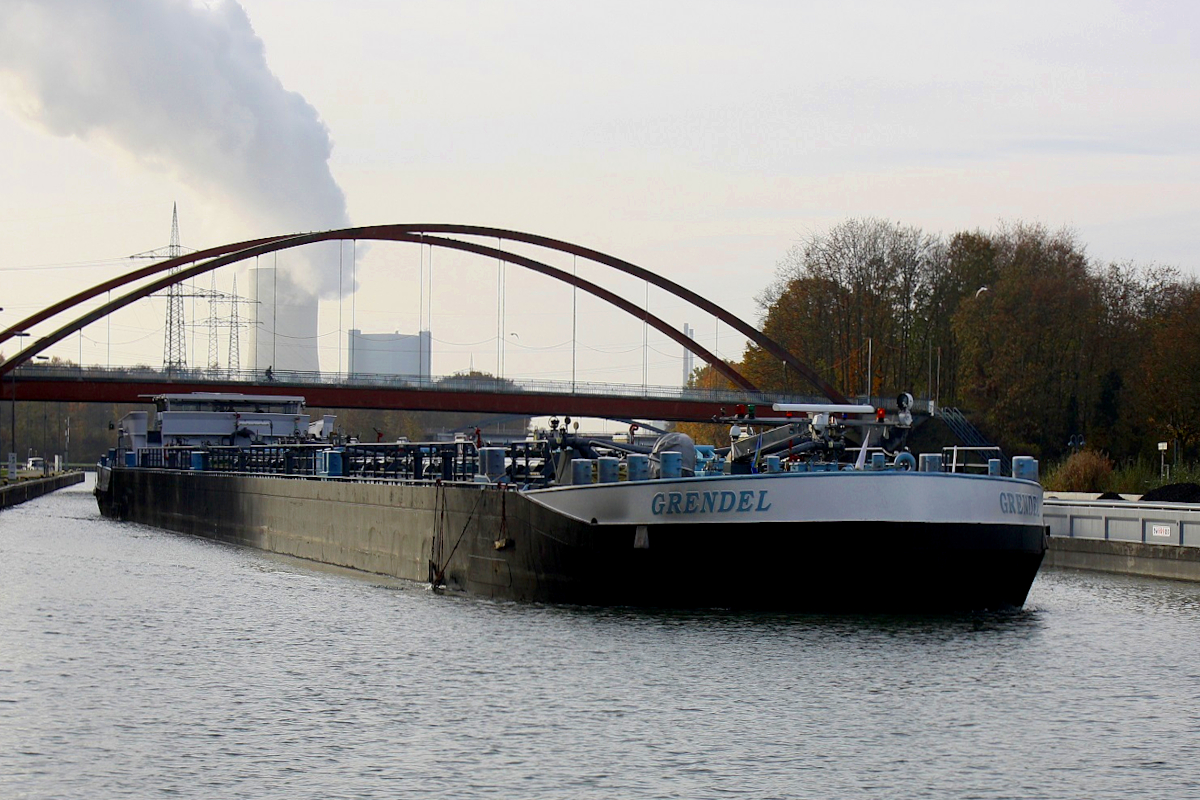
[0,471,86,510]
[1045,498,1200,581]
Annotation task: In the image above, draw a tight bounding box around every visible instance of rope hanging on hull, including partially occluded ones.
[430,485,485,590]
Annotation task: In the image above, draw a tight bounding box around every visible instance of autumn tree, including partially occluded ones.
[745,218,1192,461]
[747,218,944,398]
[1085,261,1182,455]
[951,223,1099,456]
[672,362,739,446]
[743,274,846,393]
[1128,282,1200,459]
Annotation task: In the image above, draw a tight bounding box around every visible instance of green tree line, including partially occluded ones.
[692,218,1198,461]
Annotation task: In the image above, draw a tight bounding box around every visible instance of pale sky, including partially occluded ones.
[1,0,1196,391]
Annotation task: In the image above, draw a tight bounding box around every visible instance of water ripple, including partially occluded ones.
[2,479,1200,798]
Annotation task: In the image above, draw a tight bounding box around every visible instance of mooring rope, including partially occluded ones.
[429,480,446,572]
[431,486,486,590]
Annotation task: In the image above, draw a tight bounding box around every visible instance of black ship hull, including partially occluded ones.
[96,467,1046,612]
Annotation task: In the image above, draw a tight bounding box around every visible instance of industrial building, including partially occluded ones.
[348,329,432,380]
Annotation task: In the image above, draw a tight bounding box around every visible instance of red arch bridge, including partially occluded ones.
[0,224,850,423]
[1,364,833,423]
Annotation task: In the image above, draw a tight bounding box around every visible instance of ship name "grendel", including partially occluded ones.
[999,492,1041,516]
[651,490,772,515]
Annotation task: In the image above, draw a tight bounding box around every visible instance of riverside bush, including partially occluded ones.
[1044,450,1113,493]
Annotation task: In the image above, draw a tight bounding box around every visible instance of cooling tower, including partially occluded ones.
[248,267,319,374]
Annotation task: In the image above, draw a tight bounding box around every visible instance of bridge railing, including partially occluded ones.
[11,363,843,407]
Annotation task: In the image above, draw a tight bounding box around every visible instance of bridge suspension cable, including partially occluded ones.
[0,223,848,402]
[2,232,762,393]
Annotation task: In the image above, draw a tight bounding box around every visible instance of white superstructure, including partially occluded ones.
[118,393,325,449]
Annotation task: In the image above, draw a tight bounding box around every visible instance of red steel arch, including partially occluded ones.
[2,224,848,401]
[1,232,760,392]
[0,233,294,347]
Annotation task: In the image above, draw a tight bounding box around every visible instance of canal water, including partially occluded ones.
[3,477,1200,799]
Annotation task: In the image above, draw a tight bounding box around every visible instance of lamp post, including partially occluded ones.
[8,332,31,463]
[8,332,31,464]
[33,355,49,472]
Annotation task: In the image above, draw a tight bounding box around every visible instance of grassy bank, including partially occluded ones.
[1042,451,1199,494]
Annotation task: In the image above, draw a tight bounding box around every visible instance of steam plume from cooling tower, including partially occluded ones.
[0,0,351,297]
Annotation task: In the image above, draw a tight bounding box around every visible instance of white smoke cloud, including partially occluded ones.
[0,0,350,296]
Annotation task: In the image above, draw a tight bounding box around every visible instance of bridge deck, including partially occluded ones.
[2,364,838,422]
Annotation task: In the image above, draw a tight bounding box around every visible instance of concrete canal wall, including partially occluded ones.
[1045,497,1200,581]
[0,471,86,510]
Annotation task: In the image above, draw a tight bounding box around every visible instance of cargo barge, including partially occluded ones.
[95,393,1048,611]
